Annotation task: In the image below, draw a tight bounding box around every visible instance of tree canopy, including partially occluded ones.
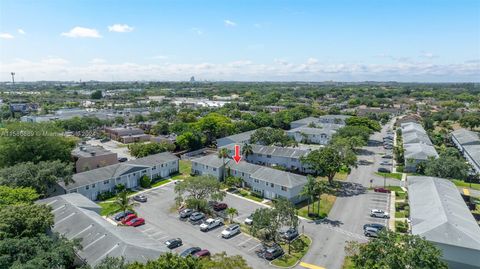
[174,175,225,211]
[0,185,39,206]
[250,127,296,147]
[128,142,175,158]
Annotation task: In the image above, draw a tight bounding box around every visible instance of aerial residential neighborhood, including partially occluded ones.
[0,1,479,269]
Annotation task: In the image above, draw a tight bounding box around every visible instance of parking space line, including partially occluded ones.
[141,227,154,233]
[237,237,253,246]
[149,231,164,236]
[156,235,170,240]
[248,243,261,252]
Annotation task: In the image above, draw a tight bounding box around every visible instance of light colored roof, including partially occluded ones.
[408,176,480,251]
[250,167,307,188]
[191,154,225,168]
[287,126,338,136]
[452,128,480,146]
[401,123,427,135]
[221,144,309,159]
[63,152,178,190]
[227,160,263,175]
[290,117,318,126]
[402,131,432,145]
[72,144,115,158]
[216,129,256,145]
[404,143,438,160]
[37,193,167,266]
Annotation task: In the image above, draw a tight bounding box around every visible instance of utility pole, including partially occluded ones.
[10,72,15,85]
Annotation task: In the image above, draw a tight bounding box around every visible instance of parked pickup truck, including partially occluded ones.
[199,217,223,232]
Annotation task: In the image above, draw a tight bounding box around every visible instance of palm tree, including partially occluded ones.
[115,190,139,217]
[314,181,331,217]
[241,143,254,160]
[226,207,239,224]
[300,176,317,217]
[218,148,230,182]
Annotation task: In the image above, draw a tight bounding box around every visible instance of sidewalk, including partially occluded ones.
[388,191,396,231]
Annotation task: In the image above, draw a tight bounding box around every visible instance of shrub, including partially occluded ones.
[395,221,408,233]
[97,191,115,201]
[140,175,152,188]
[114,184,125,193]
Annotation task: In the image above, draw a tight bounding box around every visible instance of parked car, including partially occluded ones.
[118,157,128,162]
[125,217,145,227]
[164,238,182,249]
[179,208,194,218]
[114,210,134,221]
[370,209,389,218]
[121,214,137,224]
[133,194,147,203]
[280,228,299,241]
[380,161,392,166]
[264,244,284,260]
[384,145,393,149]
[374,187,391,193]
[244,214,253,225]
[363,223,385,231]
[199,217,223,231]
[382,155,393,159]
[221,224,241,238]
[194,249,211,258]
[213,202,228,211]
[100,138,110,143]
[364,226,380,237]
[180,247,201,257]
[189,212,205,224]
[377,167,390,173]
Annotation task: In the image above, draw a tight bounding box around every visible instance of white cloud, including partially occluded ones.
[307,58,319,65]
[108,24,134,33]
[224,20,237,27]
[89,58,106,64]
[61,27,102,38]
[191,28,203,35]
[17,29,26,35]
[0,33,14,39]
[420,51,437,59]
[1,58,478,82]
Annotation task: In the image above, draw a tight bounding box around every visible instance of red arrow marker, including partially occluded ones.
[233,144,242,164]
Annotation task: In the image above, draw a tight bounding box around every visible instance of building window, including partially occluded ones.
[254,179,259,183]
[92,184,95,188]
[267,155,272,158]
[265,182,268,186]
[213,168,217,171]
[86,185,89,190]
[152,166,156,170]
[69,189,77,193]
[281,186,287,191]
[270,183,274,188]
[104,180,109,184]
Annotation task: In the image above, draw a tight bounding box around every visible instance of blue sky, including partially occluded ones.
[0,0,479,81]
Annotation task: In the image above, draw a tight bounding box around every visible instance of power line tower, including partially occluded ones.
[10,72,15,85]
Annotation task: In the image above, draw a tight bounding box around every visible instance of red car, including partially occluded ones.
[374,187,390,193]
[194,249,211,258]
[125,218,145,227]
[121,214,137,224]
[213,203,228,211]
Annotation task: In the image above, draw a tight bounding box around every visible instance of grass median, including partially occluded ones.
[271,235,312,267]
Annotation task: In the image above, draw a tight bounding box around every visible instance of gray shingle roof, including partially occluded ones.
[227,160,263,175]
[221,144,308,159]
[216,129,256,146]
[452,128,480,146]
[404,143,438,160]
[37,193,167,266]
[250,167,307,188]
[287,126,338,136]
[63,152,179,190]
[402,131,432,145]
[72,144,115,158]
[191,154,225,168]
[408,176,480,251]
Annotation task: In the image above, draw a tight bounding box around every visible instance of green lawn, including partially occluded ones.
[151,178,171,188]
[99,201,121,216]
[271,235,312,267]
[451,179,480,191]
[375,172,403,180]
[342,257,355,269]
[395,211,406,218]
[297,194,336,220]
[170,160,192,181]
[237,188,263,202]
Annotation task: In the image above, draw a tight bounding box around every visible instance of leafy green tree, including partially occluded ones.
[459,113,480,130]
[176,131,205,150]
[225,176,242,189]
[345,231,447,269]
[0,204,53,239]
[250,127,296,147]
[151,121,170,135]
[139,175,152,188]
[0,122,77,167]
[300,176,317,217]
[241,143,253,158]
[90,257,128,269]
[90,90,103,99]
[0,160,73,197]
[114,116,125,125]
[423,155,470,180]
[0,186,39,206]
[128,142,175,158]
[301,146,356,185]
[174,175,225,211]
[314,180,333,217]
[115,190,139,218]
[0,233,80,269]
[193,113,235,145]
[334,125,372,143]
[346,116,381,132]
[199,252,252,269]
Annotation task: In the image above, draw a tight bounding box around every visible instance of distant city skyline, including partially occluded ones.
[0,0,479,82]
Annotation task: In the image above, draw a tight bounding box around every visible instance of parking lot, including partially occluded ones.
[124,182,275,269]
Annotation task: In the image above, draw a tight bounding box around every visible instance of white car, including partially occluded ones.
[244,215,253,225]
[221,224,241,238]
[199,217,223,232]
[370,209,389,219]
